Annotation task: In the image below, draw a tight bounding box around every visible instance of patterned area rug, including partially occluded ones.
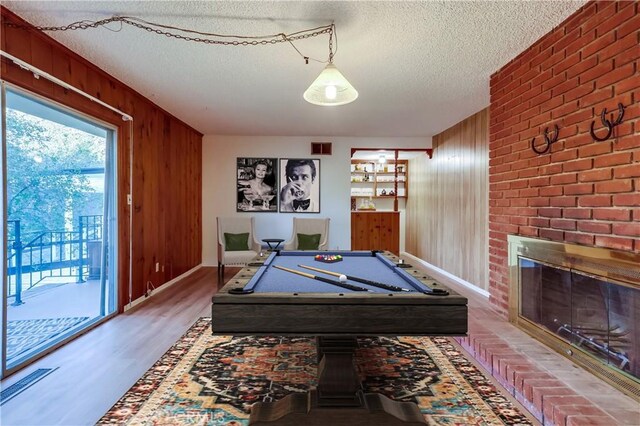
[7,317,89,360]
[100,318,533,425]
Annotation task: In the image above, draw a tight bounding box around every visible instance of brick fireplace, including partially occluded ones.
[488,1,639,318]
[487,0,639,405]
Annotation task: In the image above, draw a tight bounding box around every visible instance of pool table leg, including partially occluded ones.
[316,337,362,406]
[249,336,427,425]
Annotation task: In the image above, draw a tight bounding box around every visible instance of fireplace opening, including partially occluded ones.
[508,236,640,401]
[520,258,638,379]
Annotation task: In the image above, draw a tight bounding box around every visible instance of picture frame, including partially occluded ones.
[279,158,320,213]
[236,158,278,212]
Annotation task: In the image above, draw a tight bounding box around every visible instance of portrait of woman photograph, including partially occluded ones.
[236,158,278,212]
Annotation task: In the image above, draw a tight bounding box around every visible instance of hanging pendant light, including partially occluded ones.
[304,63,358,106]
[304,24,358,106]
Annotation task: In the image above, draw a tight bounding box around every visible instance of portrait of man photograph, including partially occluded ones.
[279,158,320,213]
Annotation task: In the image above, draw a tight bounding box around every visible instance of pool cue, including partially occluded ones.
[298,264,410,292]
[273,265,369,292]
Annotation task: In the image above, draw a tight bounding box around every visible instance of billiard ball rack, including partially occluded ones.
[314,254,343,263]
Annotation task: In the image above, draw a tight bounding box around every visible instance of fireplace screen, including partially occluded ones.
[520,258,639,380]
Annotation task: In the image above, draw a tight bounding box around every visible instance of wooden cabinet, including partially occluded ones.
[351,211,400,255]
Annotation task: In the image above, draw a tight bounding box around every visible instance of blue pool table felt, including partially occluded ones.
[243,251,428,294]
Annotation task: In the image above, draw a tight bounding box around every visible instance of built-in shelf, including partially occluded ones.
[350,159,408,200]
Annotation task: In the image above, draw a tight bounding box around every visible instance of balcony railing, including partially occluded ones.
[7,215,103,305]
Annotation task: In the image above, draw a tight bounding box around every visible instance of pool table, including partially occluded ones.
[211,250,468,425]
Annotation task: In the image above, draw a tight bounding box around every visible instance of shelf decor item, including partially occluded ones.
[358,198,376,210]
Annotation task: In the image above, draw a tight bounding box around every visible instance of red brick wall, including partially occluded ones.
[488,1,639,316]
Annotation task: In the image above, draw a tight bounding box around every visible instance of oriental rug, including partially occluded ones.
[99,318,533,426]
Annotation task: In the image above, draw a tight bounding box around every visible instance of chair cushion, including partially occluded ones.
[297,233,321,250]
[224,232,250,251]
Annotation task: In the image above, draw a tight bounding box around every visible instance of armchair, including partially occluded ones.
[217,216,261,278]
[283,217,330,250]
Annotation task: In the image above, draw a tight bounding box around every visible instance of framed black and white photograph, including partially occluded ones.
[236,158,278,212]
[279,158,320,213]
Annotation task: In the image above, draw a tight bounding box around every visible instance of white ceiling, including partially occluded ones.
[3,1,587,137]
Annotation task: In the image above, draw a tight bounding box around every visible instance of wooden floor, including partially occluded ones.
[0,266,234,426]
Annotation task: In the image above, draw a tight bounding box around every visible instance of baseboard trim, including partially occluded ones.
[401,252,490,298]
[125,264,203,311]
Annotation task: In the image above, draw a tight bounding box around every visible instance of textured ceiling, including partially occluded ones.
[3,1,587,137]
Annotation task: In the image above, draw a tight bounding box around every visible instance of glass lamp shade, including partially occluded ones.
[303,63,358,106]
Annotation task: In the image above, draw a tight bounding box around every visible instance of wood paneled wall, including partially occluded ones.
[405,109,489,290]
[1,7,203,309]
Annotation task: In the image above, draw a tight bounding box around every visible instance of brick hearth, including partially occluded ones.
[446,277,639,426]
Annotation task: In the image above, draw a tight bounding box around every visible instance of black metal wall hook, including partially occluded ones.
[531,125,560,155]
[590,103,625,142]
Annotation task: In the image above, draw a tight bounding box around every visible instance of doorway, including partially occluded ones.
[1,85,118,377]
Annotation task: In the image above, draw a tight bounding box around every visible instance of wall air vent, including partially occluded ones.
[311,142,332,155]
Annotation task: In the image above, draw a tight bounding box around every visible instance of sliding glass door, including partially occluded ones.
[1,84,118,377]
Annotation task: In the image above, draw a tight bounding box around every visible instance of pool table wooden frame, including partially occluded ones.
[212,251,467,336]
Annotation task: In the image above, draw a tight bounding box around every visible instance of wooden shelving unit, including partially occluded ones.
[350,160,408,209]
[349,157,411,254]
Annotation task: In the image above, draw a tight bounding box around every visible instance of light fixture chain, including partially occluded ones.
[328,24,334,63]
[5,16,333,47]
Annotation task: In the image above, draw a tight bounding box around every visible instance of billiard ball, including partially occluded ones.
[339,274,347,283]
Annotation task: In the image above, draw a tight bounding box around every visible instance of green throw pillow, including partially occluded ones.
[297,233,321,250]
[224,232,250,251]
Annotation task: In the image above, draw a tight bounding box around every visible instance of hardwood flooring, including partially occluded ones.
[1,266,236,426]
